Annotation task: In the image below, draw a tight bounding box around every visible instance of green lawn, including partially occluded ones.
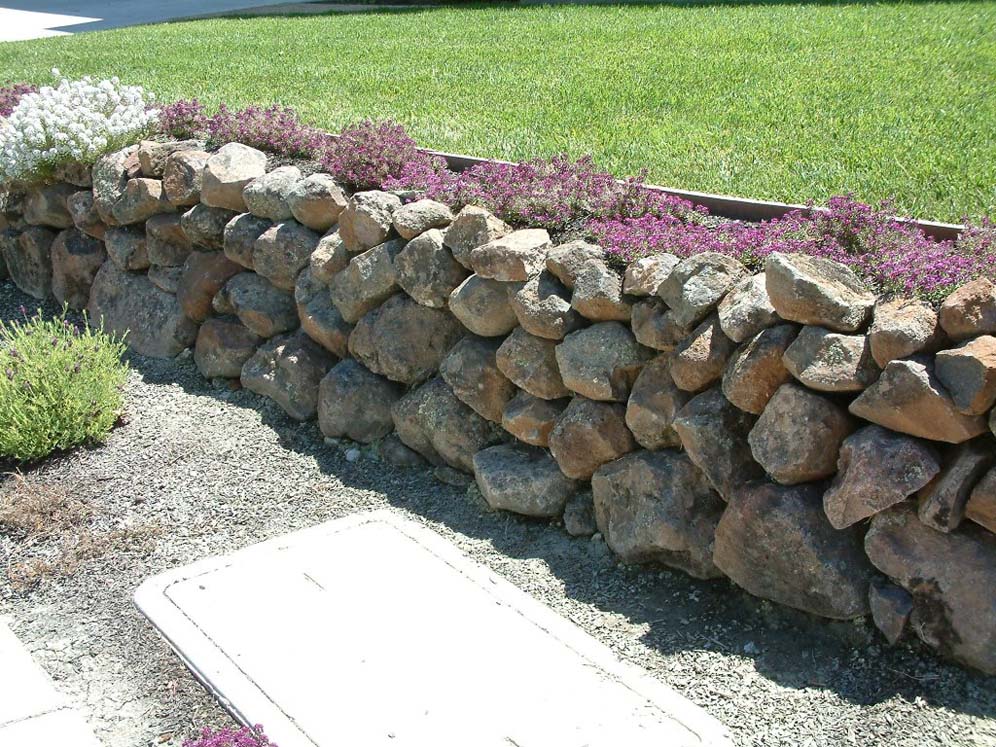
[1,1,994,222]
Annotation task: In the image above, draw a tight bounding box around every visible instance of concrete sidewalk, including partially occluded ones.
[0,618,102,747]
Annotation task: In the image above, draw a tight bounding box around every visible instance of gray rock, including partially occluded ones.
[570,259,632,322]
[318,359,403,443]
[917,438,994,533]
[563,490,598,537]
[50,228,105,309]
[555,321,650,401]
[630,298,694,351]
[201,143,268,212]
[670,313,737,393]
[869,297,946,367]
[309,229,351,284]
[721,324,797,414]
[443,206,511,269]
[111,178,173,225]
[338,190,402,252]
[449,274,518,336]
[4,227,54,299]
[395,229,468,308]
[869,582,914,646]
[440,336,515,422]
[146,213,193,267]
[287,173,348,232]
[194,316,261,379]
[500,391,568,447]
[242,165,301,221]
[104,227,149,271]
[329,239,405,323]
[966,466,996,534]
[938,277,996,341]
[23,183,76,228]
[469,228,550,281]
[222,212,271,270]
[548,397,636,480]
[934,336,996,415]
[163,149,210,207]
[507,270,582,340]
[545,240,603,289]
[392,198,454,239]
[91,145,140,225]
[253,220,320,291]
[148,265,183,294]
[496,327,571,400]
[65,191,105,240]
[52,160,93,188]
[176,251,242,323]
[625,354,689,450]
[782,326,880,392]
[474,444,577,517]
[378,434,426,469]
[622,254,679,296]
[764,252,875,332]
[241,331,335,420]
[294,268,351,357]
[717,273,780,343]
[227,271,299,338]
[659,252,747,329]
[181,204,237,249]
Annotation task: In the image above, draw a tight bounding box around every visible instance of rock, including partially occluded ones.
[592,450,725,579]
[934,336,996,415]
[51,160,92,188]
[622,254,679,296]
[782,326,880,392]
[65,191,105,240]
[87,261,197,357]
[287,173,347,232]
[378,434,426,469]
[176,251,242,323]
[717,273,780,343]
[721,324,797,414]
[242,165,301,221]
[212,285,235,315]
[201,143,268,212]
[938,278,996,340]
[104,227,149,271]
[659,252,747,329]
[111,178,173,225]
[318,359,402,443]
[672,388,764,500]
[146,213,192,267]
[163,149,210,207]
[765,252,875,332]
[749,383,854,485]
[23,183,76,228]
[137,139,203,178]
[439,336,515,422]
[181,204,237,249]
[548,397,636,479]
[309,229,350,284]
[469,228,550,281]
[348,293,464,385]
[868,298,945,367]
[670,313,737,393]
[253,220,320,291]
[714,481,874,619]
[148,265,183,294]
[391,377,504,472]
[966,466,996,533]
[241,331,335,420]
[496,327,570,400]
[443,205,510,268]
[221,212,271,269]
[474,444,577,517]
[865,506,996,674]
[508,270,582,340]
[392,199,454,239]
[555,321,650,401]
[917,438,994,533]
[570,259,632,322]
[500,391,568,447]
[50,228,106,309]
[822,425,941,529]
[545,240,603,289]
[394,229,468,308]
[294,268,351,357]
[630,298,693,351]
[563,490,597,536]
[91,145,140,225]
[4,227,54,299]
[869,583,914,646]
[625,355,689,450]
[849,357,988,443]
[227,271,299,338]
[194,316,261,378]
[338,191,402,252]
[329,239,405,323]
[449,274,518,336]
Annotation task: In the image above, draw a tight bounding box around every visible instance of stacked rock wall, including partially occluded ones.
[2,140,995,674]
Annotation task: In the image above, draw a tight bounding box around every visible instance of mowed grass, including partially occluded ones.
[1,1,994,222]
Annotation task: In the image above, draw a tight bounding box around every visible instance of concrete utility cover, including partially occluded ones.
[136,511,731,747]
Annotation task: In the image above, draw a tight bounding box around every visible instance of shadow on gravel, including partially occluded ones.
[2,278,995,724]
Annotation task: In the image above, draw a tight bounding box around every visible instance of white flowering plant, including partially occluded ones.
[0,71,159,186]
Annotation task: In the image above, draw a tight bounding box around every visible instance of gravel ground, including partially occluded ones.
[1,278,995,747]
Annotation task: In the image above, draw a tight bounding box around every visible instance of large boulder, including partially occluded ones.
[868,298,945,367]
[555,322,650,401]
[439,336,515,423]
[782,326,880,392]
[749,383,854,485]
[630,298,693,351]
[104,227,149,271]
[916,438,994,533]
[496,327,570,400]
[721,324,797,415]
[287,173,347,232]
[658,252,747,329]
[500,391,568,447]
[50,228,106,309]
[181,204,237,249]
[670,313,737,393]
[548,397,636,479]
[194,316,261,379]
[294,268,351,357]
[23,183,76,228]
[176,251,243,323]
[222,212,271,270]
[717,273,780,343]
[338,191,402,253]
[392,199,453,240]
[448,274,518,336]
[252,220,320,291]
[241,331,335,420]
[87,261,197,357]
[443,206,511,269]
[146,213,193,267]
[822,425,941,529]
[570,259,632,322]
[714,481,875,619]
[318,359,402,443]
[473,444,577,517]
[394,229,468,308]
[508,271,582,340]
[545,240,604,289]
[672,388,764,500]
[329,239,405,323]
[934,336,996,416]
[764,252,875,332]
[242,165,301,221]
[865,506,996,674]
[938,278,996,341]
[4,227,54,299]
[592,450,725,579]
[468,228,549,282]
[201,143,268,212]
[391,377,504,472]
[348,293,463,385]
[227,272,299,338]
[91,145,140,225]
[111,178,173,225]
[163,149,210,208]
[966,466,996,533]
[624,354,689,450]
[849,357,988,443]
[622,254,679,297]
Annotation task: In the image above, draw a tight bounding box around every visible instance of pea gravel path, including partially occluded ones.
[1,279,995,747]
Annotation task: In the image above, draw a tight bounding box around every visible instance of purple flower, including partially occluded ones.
[0,82,37,118]
[183,725,275,747]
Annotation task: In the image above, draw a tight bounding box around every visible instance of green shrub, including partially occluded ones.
[0,311,129,462]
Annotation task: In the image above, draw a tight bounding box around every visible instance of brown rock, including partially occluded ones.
[163,149,210,208]
[721,324,797,414]
[52,160,92,188]
[869,582,914,646]
[938,278,996,340]
[252,220,320,291]
[329,239,405,323]
[469,228,550,282]
[287,173,347,232]
[309,229,350,284]
[137,139,203,178]
[146,213,193,267]
[563,490,597,537]
[548,397,636,479]
[934,336,996,415]
[507,271,582,340]
[242,165,301,221]
[222,212,271,270]
[440,336,515,422]
[4,227,54,299]
[449,274,518,336]
[23,183,76,228]
[294,268,351,357]
[176,251,242,323]
[917,438,994,532]
[392,199,454,240]
[148,265,183,294]
[966,466,996,533]
[318,359,403,443]
[822,425,941,529]
[782,326,880,392]
[764,252,875,332]
[194,316,261,378]
[104,227,149,271]
[395,229,468,308]
[545,240,604,289]
[717,273,780,343]
[630,298,693,351]
[496,327,570,400]
[659,252,747,329]
[338,190,401,253]
[670,313,737,393]
[622,254,679,296]
[241,331,335,420]
[201,143,268,212]
[570,259,632,321]
[111,178,173,225]
[868,297,945,367]
[625,355,689,450]
[555,321,649,402]
[65,191,105,240]
[474,444,577,517]
[227,272,299,338]
[181,204,237,250]
[50,228,105,309]
[443,205,511,269]
[500,391,568,447]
